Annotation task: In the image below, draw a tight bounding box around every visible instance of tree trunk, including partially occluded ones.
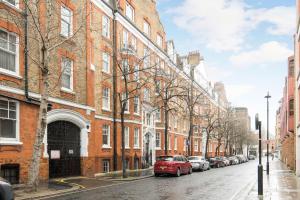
[164,105,168,156]
[205,132,209,159]
[27,49,49,191]
[121,108,127,178]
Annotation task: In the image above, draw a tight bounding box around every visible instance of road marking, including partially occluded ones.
[229,177,256,200]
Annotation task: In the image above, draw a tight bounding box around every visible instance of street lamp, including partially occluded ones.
[265,92,271,175]
[255,114,263,196]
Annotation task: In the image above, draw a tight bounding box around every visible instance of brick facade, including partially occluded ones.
[0,0,227,184]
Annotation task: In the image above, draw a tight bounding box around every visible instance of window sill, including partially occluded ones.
[155,147,161,150]
[124,111,130,114]
[125,147,130,149]
[61,87,75,94]
[0,69,22,80]
[134,113,140,116]
[0,141,23,146]
[102,146,112,149]
[102,70,111,75]
[102,108,111,112]
[133,147,140,150]
[60,33,73,39]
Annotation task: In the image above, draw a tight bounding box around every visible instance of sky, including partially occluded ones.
[156,0,295,137]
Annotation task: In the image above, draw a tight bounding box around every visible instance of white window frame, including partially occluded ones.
[146,113,151,126]
[102,88,110,111]
[125,2,134,22]
[155,132,161,149]
[102,52,110,73]
[143,47,150,68]
[0,28,19,77]
[134,128,139,148]
[168,135,171,150]
[155,108,161,122]
[133,64,139,81]
[102,15,110,38]
[123,30,129,48]
[125,127,130,149]
[122,92,129,113]
[3,0,19,9]
[0,98,20,144]
[61,57,73,92]
[194,139,198,152]
[143,21,150,36]
[131,36,137,51]
[144,88,150,102]
[133,96,139,115]
[122,59,129,79]
[157,34,162,47]
[103,160,110,173]
[60,5,73,37]
[174,136,177,151]
[102,124,110,148]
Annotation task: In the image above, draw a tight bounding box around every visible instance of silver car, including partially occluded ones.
[188,156,210,171]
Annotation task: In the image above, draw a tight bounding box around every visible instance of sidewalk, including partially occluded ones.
[245,158,300,200]
[14,167,153,200]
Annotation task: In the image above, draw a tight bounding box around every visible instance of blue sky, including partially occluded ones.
[157,0,295,136]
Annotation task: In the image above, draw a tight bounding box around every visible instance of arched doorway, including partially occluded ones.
[48,121,81,178]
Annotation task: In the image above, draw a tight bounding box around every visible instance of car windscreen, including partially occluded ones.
[188,157,200,160]
[156,156,174,161]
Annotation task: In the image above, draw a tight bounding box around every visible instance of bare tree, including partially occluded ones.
[152,66,185,156]
[1,1,89,190]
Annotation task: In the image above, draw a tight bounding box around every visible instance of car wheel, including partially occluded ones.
[188,167,192,174]
[217,163,220,168]
[176,168,181,177]
[155,173,159,177]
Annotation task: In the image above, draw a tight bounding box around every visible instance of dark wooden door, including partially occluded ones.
[48,121,81,178]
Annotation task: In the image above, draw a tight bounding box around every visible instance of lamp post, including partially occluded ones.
[255,114,263,196]
[265,92,271,175]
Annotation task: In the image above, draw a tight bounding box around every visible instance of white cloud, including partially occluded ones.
[205,63,233,82]
[225,84,255,99]
[229,41,293,67]
[168,0,295,52]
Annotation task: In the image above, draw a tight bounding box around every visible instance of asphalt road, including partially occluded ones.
[45,160,257,200]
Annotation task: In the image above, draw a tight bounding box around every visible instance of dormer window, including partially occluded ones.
[125,2,134,22]
[143,21,150,36]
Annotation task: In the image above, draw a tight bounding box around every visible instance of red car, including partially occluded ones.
[154,155,192,177]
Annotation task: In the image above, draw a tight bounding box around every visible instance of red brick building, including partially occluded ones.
[0,0,228,184]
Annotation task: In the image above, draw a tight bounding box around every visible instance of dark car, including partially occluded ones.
[0,178,14,200]
[154,155,192,177]
[208,157,226,168]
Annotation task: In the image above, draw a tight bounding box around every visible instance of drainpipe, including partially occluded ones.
[112,0,118,171]
[24,3,29,100]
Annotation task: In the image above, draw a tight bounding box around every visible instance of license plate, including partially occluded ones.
[160,166,166,169]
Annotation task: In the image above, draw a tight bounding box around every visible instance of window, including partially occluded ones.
[102,125,110,147]
[155,81,161,94]
[102,15,110,38]
[143,21,150,36]
[102,52,110,73]
[103,160,110,173]
[125,127,129,148]
[174,116,178,128]
[0,29,18,74]
[144,88,150,102]
[157,34,162,47]
[122,59,129,79]
[174,136,177,150]
[61,58,73,91]
[155,108,161,121]
[133,96,139,114]
[61,6,72,37]
[133,65,139,81]
[134,128,139,148]
[168,135,171,150]
[0,164,19,184]
[194,126,198,133]
[155,132,161,148]
[131,37,137,51]
[125,2,134,21]
[102,88,110,110]
[146,113,151,126]
[122,93,129,112]
[289,99,294,116]
[3,0,18,7]
[143,47,150,68]
[184,138,187,151]
[194,139,198,152]
[123,30,129,48]
[0,99,18,141]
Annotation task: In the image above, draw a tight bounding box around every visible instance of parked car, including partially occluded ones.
[188,156,210,171]
[248,155,256,160]
[154,155,192,177]
[227,156,239,165]
[222,157,230,166]
[0,177,14,200]
[208,157,226,168]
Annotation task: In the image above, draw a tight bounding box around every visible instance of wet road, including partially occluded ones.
[45,160,257,200]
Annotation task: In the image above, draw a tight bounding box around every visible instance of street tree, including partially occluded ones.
[0,1,90,191]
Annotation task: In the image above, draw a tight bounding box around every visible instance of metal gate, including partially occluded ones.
[48,121,81,178]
